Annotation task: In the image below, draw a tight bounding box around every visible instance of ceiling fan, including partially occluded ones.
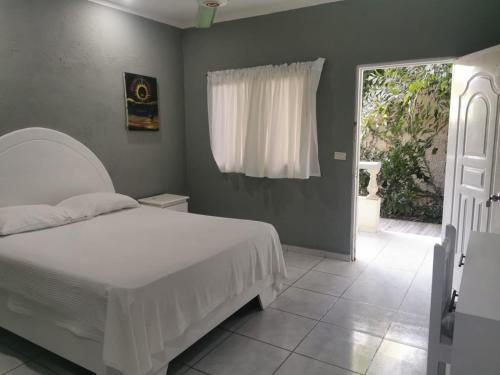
[196,0,228,28]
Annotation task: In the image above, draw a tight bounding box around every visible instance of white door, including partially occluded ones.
[442,45,500,290]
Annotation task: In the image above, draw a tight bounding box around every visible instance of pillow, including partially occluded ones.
[57,193,139,219]
[0,205,77,236]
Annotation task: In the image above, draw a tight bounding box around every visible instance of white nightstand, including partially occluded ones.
[139,193,190,212]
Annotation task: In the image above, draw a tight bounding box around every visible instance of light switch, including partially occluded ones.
[334,152,347,160]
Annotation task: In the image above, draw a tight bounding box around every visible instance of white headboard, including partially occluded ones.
[0,127,115,207]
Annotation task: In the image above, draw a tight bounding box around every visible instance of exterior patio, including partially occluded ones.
[379,218,441,237]
[358,160,442,238]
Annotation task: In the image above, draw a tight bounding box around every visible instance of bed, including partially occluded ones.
[0,127,287,375]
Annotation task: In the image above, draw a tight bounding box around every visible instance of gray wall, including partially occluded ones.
[2,0,500,255]
[182,0,500,255]
[0,0,186,198]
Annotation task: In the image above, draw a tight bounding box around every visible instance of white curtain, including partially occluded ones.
[207,58,325,179]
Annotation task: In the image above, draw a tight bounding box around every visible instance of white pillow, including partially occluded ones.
[57,193,139,219]
[0,205,77,236]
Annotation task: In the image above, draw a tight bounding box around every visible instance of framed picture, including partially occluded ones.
[124,72,159,131]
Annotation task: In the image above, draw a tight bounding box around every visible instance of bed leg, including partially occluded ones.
[257,287,276,310]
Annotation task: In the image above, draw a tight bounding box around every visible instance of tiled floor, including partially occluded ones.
[0,230,438,375]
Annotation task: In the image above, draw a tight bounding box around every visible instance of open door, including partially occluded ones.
[442,44,500,290]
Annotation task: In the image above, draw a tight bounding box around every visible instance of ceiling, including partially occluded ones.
[87,0,342,29]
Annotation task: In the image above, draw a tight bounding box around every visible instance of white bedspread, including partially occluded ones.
[0,207,286,375]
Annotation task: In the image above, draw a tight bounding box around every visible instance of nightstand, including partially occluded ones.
[138,193,190,212]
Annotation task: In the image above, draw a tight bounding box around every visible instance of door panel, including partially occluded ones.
[463,94,488,157]
[452,75,499,256]
[442,45,500,290]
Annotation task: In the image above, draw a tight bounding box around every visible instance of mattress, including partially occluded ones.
[0,206,286,375]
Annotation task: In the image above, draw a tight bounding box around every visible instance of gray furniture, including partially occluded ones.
[451,232,500,375]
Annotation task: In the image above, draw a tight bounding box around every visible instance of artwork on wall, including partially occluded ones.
[124,72,159,131]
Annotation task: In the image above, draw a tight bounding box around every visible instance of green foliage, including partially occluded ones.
[360,64,452,223]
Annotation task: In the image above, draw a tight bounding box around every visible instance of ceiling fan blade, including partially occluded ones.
[196,4,217,28]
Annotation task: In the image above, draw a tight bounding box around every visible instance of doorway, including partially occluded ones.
[351,59,454,262]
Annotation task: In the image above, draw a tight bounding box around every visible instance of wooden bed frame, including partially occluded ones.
[0,127,276,375]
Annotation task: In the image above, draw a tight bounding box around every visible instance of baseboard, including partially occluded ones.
[283,244,351,262]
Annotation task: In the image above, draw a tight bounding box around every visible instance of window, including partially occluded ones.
[207,58,325,179]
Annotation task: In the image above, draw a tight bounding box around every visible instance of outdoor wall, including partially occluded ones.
[362,127,448,190]
[0,0,187,198]
[182,0,500,255]
[428,130,448,190]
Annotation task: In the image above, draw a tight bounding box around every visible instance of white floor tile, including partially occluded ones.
[183,369,204,375]
[296,322,382,374]
[0,330,44,362]
[321,298,395,337]
[219,301,260,332]
[0,342,27,374]
[381,232,436,253]
[359,265,416,286]
[278,283,291,295]
[176,328,230,366]
[284,252,323,270]
[194,334,289,375]
[342,280,408,310]
[343,267,414,309]
[271,287,337,320]
[283,266,309,284]
[356,232,390,262]
[412,260,433,292]
[4,363,54,375]
[237,309,316,350]
[294,271,353,296]
[400,260,432,316]
[313,258,366,279]
[399,285,431,317]
[32,351,91,375]
[373,247,427,272]
[386,311,429,350]
[165,362,190,375]
[367,340,427,375]
[275,353,356,375]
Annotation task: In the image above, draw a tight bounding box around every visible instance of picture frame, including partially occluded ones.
[124,72,159,131]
